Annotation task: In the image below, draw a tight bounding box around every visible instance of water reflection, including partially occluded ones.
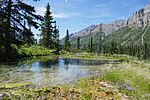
[0,57,119,87]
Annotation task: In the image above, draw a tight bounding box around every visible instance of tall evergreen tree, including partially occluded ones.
[118,44,123,54]
[64,29,70,51]
[109,40,118,54]
[0,11,4,47]
[22,19,35,45]
[53,23,59,53]
[97,23,104,54]
[77,36,80,49]
[87,37,93,52]
[40,3,53,48]
[88,41,91,52]
[143,43,148,59]
[0,0,42,60]
[90,36,93,52]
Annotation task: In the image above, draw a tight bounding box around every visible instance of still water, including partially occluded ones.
[0,57,115,87]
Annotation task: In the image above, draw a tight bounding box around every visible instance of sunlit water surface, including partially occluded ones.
[0,57,117,87]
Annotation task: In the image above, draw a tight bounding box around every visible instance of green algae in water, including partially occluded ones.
[0,56,120,88]
[0,82,32,89]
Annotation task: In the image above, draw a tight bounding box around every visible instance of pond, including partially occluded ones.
[0,57,119,87]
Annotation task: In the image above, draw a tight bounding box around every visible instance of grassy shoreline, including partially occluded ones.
[60,52,131,61]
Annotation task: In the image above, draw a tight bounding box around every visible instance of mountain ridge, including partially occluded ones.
[69,19,126,40]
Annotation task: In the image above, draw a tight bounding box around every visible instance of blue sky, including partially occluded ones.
[25,0,149,39]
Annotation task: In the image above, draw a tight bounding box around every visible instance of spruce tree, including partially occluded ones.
[0,10,4,47]
[90,36,93,52]
[98,23,103,53]
[40,3,53,48]
[22,19,35,45]
[87,37,93,52]
[88,42,91,52]
[64,29,70,51]
[0,0,42,60]
[143,43,147,59]
[53,23,59,53]
[97,23,104,54]
[77,36,80,49]
[109,40,118,54]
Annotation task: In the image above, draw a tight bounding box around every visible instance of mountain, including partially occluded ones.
[68,19,126,47]
[68,2,150,47]
[104,2,150,46]
[127,2,150,27]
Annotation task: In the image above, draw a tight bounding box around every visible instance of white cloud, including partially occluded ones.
[53,13,69,18]
[36,7,80,18]
[53,12,80,18]
[95,3,112,8]
[36,7,45,15]
[65,0,75,2]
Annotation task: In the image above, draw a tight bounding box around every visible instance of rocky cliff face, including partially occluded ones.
[111,19,126,27]
[127,2,150,27]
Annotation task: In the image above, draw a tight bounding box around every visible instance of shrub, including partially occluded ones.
[17,44,52,57]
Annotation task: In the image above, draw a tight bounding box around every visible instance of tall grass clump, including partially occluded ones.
[98,69,150,99]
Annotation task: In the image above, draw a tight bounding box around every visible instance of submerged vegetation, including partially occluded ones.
[0,54,149,99]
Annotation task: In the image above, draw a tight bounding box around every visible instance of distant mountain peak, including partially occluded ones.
[127,3,150,27]
[110,19,126,27]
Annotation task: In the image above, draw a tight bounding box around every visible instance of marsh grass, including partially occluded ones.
[99,70,149,99]
[61,53,130,61]
[93,61,150,99]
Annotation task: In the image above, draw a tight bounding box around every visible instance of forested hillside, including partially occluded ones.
[103,26,150,46]
[68,2,150,58]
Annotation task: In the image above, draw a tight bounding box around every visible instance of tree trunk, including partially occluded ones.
[5,0,12,60]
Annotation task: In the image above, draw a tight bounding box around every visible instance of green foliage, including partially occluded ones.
[21,30,35,45]
[0,0,42,60]
[0,46,4,60]
[53,24,60,53]
[40,3,53,48]
[0,82,32,89]
[40,3,59,51]
[77,36,80,49]
[86,37,93,52]
[18,44,52,57]
[63,29,70,51]
[109,40,118,54]
[142,43,148,59]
